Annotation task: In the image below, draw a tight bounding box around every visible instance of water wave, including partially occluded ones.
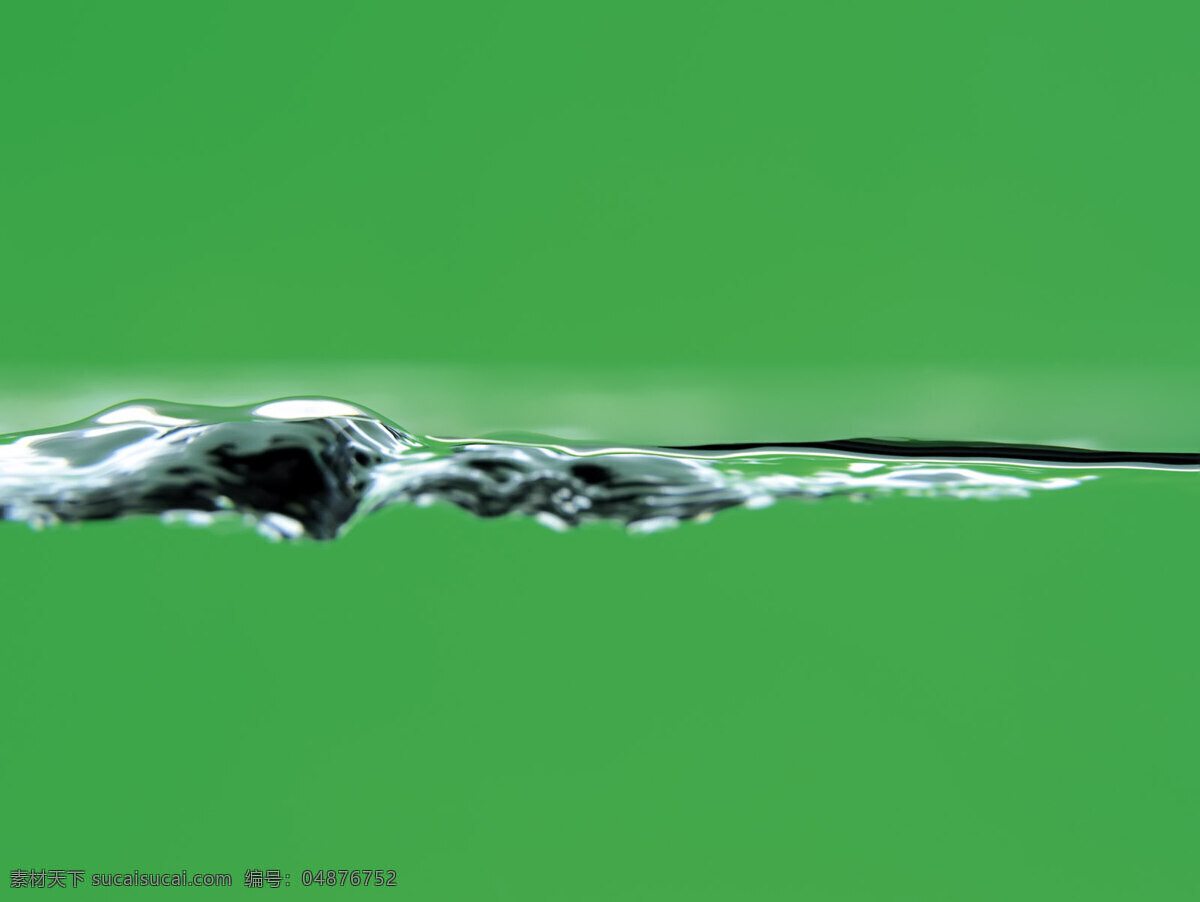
[1,398,1195,540]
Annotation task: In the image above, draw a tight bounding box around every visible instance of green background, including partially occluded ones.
[3,2,1199,898]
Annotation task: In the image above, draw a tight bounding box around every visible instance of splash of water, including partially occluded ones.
[1,398,1196,540]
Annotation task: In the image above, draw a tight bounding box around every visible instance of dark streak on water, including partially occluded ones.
[669,439,1200,467]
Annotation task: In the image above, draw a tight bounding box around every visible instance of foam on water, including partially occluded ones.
[1,398,1197,540]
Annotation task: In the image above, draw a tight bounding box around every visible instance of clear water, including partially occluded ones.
[3,397,1196,541]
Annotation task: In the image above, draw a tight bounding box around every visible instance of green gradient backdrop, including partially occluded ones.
[3,3,1199,899]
